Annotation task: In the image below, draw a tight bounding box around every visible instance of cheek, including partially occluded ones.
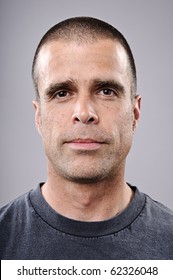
[105,102,133,127]
[119,112,134,144]
[41,105,67,129]
[110,108,134,143]
[39,108,64,143]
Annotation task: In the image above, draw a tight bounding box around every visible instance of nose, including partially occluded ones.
[72,97,99,125]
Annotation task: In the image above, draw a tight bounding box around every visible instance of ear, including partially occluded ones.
[132,95,141,132]
[32,100,42,135]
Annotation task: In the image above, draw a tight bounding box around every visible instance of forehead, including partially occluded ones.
[37,39,130,92]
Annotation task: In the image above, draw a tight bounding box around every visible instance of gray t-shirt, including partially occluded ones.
[0,184,173,259]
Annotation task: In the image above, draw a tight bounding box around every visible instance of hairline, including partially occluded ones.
[32,18,137,100]
[33,38,136,101]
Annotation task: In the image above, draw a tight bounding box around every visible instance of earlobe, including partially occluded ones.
[32,100,42,135]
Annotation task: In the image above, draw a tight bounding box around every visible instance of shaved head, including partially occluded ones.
[32,17,137,98]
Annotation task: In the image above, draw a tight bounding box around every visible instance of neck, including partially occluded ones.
[41,167,133,222]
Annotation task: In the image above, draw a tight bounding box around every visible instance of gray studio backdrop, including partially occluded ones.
[0,0,173,210]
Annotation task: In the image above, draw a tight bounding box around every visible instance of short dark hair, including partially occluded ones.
[32,16,137,99]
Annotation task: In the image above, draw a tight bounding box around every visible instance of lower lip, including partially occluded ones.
[66,142,102,150]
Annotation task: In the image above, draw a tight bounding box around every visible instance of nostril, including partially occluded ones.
[88,117,94,123]
[73,116,80,122]
[72,112,99,124]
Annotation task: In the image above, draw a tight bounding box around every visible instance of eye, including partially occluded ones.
[99,89,116,96]
[54,91,69,98]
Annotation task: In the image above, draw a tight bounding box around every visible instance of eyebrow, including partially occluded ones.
[44,78,125,100]
[44,80,77,100]
[90,79,125,95]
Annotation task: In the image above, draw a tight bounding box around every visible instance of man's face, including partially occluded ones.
[34,39,140,184]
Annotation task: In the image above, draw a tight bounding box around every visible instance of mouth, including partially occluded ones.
[64,138,105,150]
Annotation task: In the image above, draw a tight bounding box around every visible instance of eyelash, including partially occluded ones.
[52,88,117,100]
[98,89,116,96]
[54,91,69,98]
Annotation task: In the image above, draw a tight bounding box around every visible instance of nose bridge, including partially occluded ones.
[77,92,92,112]
[72,90,99,124]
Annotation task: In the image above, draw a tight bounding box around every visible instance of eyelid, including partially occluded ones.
[97,88,118,96]
[53,90,74,100]
[54,90,69,96]
[92,80,125,97]
[45,81,76,100]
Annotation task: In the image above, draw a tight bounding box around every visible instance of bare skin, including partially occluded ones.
[33,39,141,222]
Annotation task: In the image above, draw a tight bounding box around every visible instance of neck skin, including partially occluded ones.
[41,162,134,222]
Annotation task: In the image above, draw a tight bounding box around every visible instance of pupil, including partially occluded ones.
[104,89,110,95]
[59,91,66,97]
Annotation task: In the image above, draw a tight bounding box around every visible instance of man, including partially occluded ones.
[0,17,173,260]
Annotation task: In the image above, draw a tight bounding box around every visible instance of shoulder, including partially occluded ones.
[141,192,173,231]
[0,191,33,224]
[145,193,173,218]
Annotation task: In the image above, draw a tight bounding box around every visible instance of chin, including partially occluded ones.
[52,156,119,184]
[61,168,112,185]
[67,175,104,185]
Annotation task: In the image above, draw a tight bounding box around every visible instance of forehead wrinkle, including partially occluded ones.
[43,78,126,100]
[37,40,132,98]
[37,39,126,73]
